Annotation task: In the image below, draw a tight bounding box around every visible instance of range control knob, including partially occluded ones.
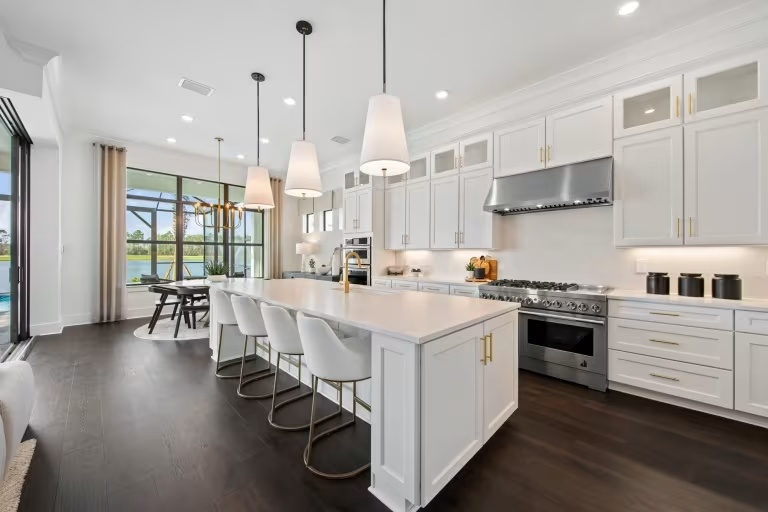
[577,303,588,312]
[481,293,489,299]
[566,302,577,310]
[531,297,539,304]
[591,304,601,313]
[542,300,551,307]
[552,300,562,309]
[524,297,534,305]
[504,296,514,302]
[516,297,524,303]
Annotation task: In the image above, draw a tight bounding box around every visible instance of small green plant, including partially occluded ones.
[308,258,316,269]
[465,262,475,271]
[204,261,228,276]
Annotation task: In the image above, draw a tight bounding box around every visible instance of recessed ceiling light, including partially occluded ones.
[283,97,296,106]
[166,137,177,144]
[181,114,194,123]
[236,154,245,160]
[618,1,639,16]
[435,90,449,100]
[644,108,656,114]
[260,138,269,144]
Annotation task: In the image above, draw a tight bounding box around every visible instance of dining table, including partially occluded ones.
[147,280,210,335]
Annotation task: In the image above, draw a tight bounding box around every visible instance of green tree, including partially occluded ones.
[127,229,145,241]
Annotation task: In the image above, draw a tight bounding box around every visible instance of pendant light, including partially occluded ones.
[243,72,275,210]
[193,137,244,230]
[359,0,409,177]
[285,20,322,198]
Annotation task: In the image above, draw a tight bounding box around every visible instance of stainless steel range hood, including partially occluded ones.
[483,157,613,215]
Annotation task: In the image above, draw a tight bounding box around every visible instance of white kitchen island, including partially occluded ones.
[207,278,519,511]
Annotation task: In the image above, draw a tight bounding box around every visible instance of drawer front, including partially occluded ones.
[392,280,419,291]
[419,282,450,294]
[735,310,768,335]
[450,285,480,298]
[372,279,392,288]
[608,300,733,330]
[608,318,733,370]
[609,350,733,408]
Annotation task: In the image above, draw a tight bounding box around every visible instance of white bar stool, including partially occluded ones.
[211,288,254,379]
[260,303,342,431]
[230,294,277,399]
[296,312,372,479]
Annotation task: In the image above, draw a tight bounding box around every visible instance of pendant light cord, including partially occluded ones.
[302,31,307,141]
[382,0,387,94]
[256,80,260,165]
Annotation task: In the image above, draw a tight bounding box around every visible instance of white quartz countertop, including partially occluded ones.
[209,278,517,344]
[608,289,768,312]
[378,275,486,287]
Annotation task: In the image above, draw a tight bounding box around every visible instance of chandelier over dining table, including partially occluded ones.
[193,137,244,230]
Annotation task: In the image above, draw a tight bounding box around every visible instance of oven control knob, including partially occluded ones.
[516,296,524,303]
[531,297,539,304]
[504,296,513,302]
[552,300,562,309]
[577,303,588,312]
[494,295,503,301]
[542,300,551,307]
[591,304,601,313]
[481,293,489,299]
[566,301,577,310]
[524,297,533,305]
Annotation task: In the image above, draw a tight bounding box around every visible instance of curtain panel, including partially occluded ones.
[269,177,283,279]
[98,144,127,322]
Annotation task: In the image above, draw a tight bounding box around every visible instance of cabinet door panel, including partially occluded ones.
[385,185,406,250]
[344,170,357,191]
[614,76,683,138]
[460,133,493,173]
[431,144,459,178]
[614,127,683,247]
[357,188,373,234]
[684,109,768,245]
[343,192,357,234]
[735,332,768,418]
[406,181,431,249]
[407,153,430,184]
[421,324,484,505]
[494,119,546,177]
[546,97,613,167]
[431,176,460,249]
[483,313,518,441]
[459,168,493,249]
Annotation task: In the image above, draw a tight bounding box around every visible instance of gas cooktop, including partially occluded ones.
[485,280,579,291]
[479,279,608,315]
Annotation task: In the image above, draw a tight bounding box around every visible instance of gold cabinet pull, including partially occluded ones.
[677,218,681,239]
[454,155,458,169]
[539,147,544,163]
[649,338,680,346]
[688,94,693,115]
[488,333,493,363]
[675,96,680,118]
[481,335,488,365]
[689,217,694,237]
[650,311,680,317]
[547,145,552,162]
[650,372,680,382]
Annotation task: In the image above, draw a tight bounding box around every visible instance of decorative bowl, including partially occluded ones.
[207,275,227,283]
[318,266,332,275]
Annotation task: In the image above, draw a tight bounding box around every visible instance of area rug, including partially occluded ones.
[0,439,36,512]
[133,317,209,341]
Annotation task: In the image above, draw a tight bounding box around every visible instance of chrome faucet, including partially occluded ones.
[343,251,361,294]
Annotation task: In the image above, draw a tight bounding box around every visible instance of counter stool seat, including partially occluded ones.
[230,294,277,399]
[211,288,263,380]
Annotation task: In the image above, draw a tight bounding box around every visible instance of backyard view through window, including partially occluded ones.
[126,169,264,284]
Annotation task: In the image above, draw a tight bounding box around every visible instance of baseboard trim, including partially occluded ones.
[30,322,63,336]
[126,307,156,320]
[62,313,96,327]
[609,381,768,429]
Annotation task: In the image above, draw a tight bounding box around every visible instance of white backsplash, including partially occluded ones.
[393,207,768,298]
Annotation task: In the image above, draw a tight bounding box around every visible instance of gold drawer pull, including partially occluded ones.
[650,372,680,382]
[650,311,680,317]
[481,335,488,365]
[489,333,493,363]
[650,338,680,346]
[675,96,680,118]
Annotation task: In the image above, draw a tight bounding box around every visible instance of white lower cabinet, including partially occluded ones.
[450,285,480,298]
[735,332,768,418]
[418,282,450,294]
[421,312,517,505]
[372,278,392,288]
[391,280,419,291]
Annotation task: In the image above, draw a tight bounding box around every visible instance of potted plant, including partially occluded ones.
[308,258,316,274]
[204,261,229,282]
[465,262,475,280]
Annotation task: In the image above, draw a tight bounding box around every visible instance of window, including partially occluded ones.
[323,210,333,232]
[126,169,264,285]
[302,213,314,234]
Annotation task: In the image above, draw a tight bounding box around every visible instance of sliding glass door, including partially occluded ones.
[0,122,12,347]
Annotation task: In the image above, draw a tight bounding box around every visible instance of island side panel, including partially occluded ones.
[370,333,420,512]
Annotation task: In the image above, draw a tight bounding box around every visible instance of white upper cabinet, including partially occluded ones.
[343,191,357,235]
[407,153,430,184]
[431,175,460,249]
[545,97,613,168]
[684,108,768,245]
[459,168,494,249]
[614,127,684,247]
[406,181,431,249]
[685,50,768,123]
[344,169,372,192]
[431,143,460,178]
[494,119,546,178]
[357,188,373,233]
[385,184,406,249]
[614,76,683,138]
[459,133,493,173]
[385,171,406,188]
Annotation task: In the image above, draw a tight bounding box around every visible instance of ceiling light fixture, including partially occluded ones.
[435,90,449,100]
[644,108,655,114]
[244,72,275,210]
[236,154,245,160]
[192,138,244,231]
[181,114,194,123]
[260,138,269,144]
[283,97,297,106]
[285,21,323,198]
[359,0,410,177]
[166,137,177,144]
[618,1,639,16]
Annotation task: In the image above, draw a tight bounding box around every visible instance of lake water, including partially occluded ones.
[127,260,205,282]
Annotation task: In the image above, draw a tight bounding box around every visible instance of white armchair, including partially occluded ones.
[0,361,34,480]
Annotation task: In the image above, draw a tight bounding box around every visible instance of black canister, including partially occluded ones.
[646,272,670,295]
[473,267,486,280]
[712,274,742,300]
[678,273,705,297]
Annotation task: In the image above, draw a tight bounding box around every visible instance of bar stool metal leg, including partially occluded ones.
[303,377,371,479]
[236,336,277,399]
[215,324,262,379]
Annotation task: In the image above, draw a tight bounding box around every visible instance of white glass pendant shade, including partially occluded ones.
[285,140,322,198]
[243,166,274,209]
[360,93,410,176]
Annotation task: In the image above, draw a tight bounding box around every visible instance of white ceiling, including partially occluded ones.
[0,0,752,171]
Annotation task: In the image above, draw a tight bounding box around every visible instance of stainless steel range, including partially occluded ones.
[479,280,608,391]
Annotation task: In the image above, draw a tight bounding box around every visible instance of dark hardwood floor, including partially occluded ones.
[20,317,768,512]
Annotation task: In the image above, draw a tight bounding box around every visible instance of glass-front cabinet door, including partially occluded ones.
[385,172,406,188]
[459,132,493,173]
[406,153,430,184]
[684,50,768,123]
[344,170,357,191]
[614,76,683,138]
[357,170,371,189]
[430,143,459,178]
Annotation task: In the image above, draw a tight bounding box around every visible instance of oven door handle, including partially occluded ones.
[521,310,606,325]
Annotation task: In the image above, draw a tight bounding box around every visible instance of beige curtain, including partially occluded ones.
[269,177,283,279]
[99,144,127,322]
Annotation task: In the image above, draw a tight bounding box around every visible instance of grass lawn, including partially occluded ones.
[126,255,204,261]
[0,255,9,262]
